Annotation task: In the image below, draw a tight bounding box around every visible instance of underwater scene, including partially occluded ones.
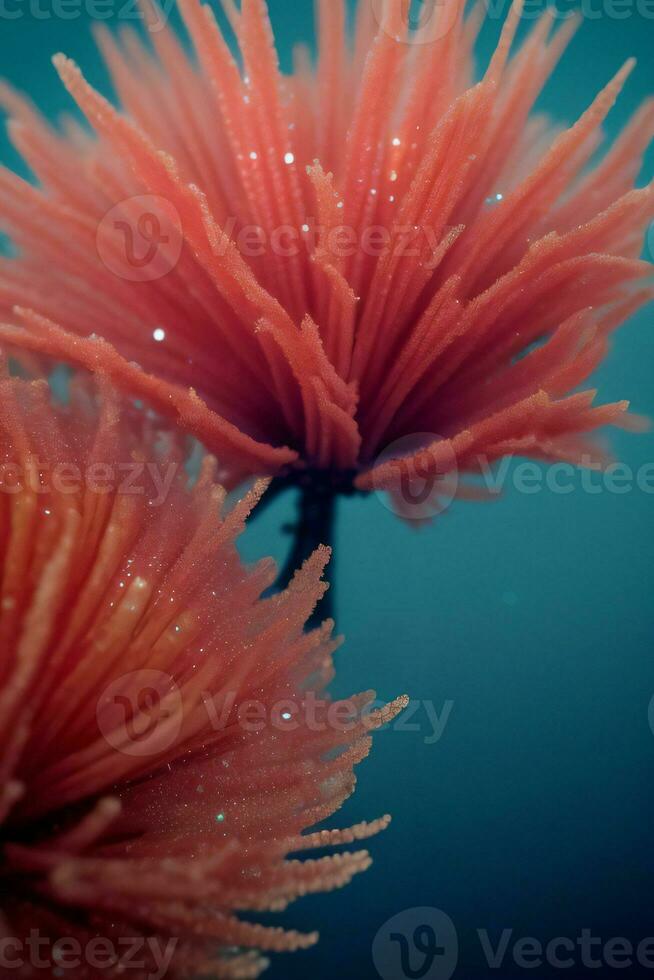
[0,2,652,979]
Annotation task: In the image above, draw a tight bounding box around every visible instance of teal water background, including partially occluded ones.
[1,2,653,977]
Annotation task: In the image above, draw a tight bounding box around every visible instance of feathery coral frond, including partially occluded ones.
[0,0,651,499]
[0,364,404,977]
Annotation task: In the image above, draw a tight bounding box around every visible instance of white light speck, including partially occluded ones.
[153,328,166,342]
[284,152,295,165]
[390,170,398,182]
[485,192,505,207]
[392,137,401,147]
[249,151,258,161]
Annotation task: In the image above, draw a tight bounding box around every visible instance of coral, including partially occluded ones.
[0,0,651,504]
[0,364,405,978]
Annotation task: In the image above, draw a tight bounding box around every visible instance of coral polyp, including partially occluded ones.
[0,0,650,503]
[0,365,404,978]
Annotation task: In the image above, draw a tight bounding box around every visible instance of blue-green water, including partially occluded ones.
[1,2,652,978]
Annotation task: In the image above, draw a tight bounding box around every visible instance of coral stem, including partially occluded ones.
[278,480,337,629]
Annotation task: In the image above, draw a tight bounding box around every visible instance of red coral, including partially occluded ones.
[0,0,651,496]
[0,364,405,978]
